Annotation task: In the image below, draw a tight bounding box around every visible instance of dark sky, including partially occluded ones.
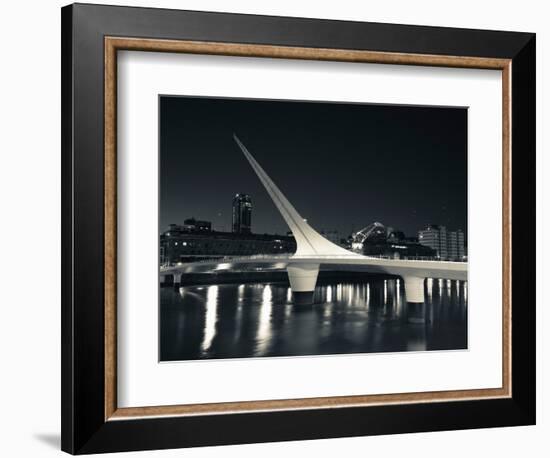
[160,96,467,239]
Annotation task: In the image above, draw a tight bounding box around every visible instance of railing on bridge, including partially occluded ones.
[363,254,467,262]
[160,253,467,270]
[160,254,293,270]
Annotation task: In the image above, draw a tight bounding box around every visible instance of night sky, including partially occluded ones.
[160,96,467,239]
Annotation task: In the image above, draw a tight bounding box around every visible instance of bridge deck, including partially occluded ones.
[161,255,468,282]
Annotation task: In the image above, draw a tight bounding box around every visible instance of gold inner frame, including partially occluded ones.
[104,36,512,421]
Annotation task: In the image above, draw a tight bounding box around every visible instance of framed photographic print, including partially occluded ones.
[61,3,536,454]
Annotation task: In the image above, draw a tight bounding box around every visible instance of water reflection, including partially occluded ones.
[160,277,468,361]
[202,285,218,353]
[256,285,273,354]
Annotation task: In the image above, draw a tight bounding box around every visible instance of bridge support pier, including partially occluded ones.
[287,263,320,305]
[403,276,426,324]
[173,273,182,289]
[403,276,425,303]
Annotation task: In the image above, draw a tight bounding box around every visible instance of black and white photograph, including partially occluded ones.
[159,96,468,362]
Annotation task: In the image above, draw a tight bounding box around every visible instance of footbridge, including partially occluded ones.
[162,135,467,305]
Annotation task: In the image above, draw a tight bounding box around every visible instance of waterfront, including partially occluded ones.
[160,276,467,361]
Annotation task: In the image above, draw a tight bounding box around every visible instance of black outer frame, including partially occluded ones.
[61,3,535,454]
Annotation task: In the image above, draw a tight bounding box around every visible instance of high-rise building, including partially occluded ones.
[418,224,448,259]
[232,193,252,234]
[447,229,465,260]
[418,224,465,260]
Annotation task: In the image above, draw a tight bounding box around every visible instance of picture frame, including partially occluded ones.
[61,3,535,454]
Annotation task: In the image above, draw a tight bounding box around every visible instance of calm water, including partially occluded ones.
[160,277,467,361]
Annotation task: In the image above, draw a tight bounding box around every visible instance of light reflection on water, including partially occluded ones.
[201,285,218,353]
[160,277,468,361]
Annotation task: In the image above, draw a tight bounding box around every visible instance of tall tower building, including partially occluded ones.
[418,224,465,260]
[232,193,252,234]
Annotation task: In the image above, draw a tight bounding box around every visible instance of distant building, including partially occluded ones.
[418,224,465,261]
[350,221,436,258]
[183,218,211,232]
[362,238,436,258]
[447,229,465,260]
[418,224,448,259]
[160,223,295,264]
[388,230,406,242]
[232,193,252,234]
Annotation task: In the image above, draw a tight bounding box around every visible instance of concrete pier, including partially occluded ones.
[403,276,425,303]
[287,263,320,305]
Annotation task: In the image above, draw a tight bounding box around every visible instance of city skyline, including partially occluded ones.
[160,95,467,239]
[162,195,465,240]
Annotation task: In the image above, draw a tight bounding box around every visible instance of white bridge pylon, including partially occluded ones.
[233,134,362,304]
[233,134,362,258]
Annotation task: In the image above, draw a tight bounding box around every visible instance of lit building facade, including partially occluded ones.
[160,222,295,265]
[447,229,465,260]
[232,193,252,234]
[418,224,465,261]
